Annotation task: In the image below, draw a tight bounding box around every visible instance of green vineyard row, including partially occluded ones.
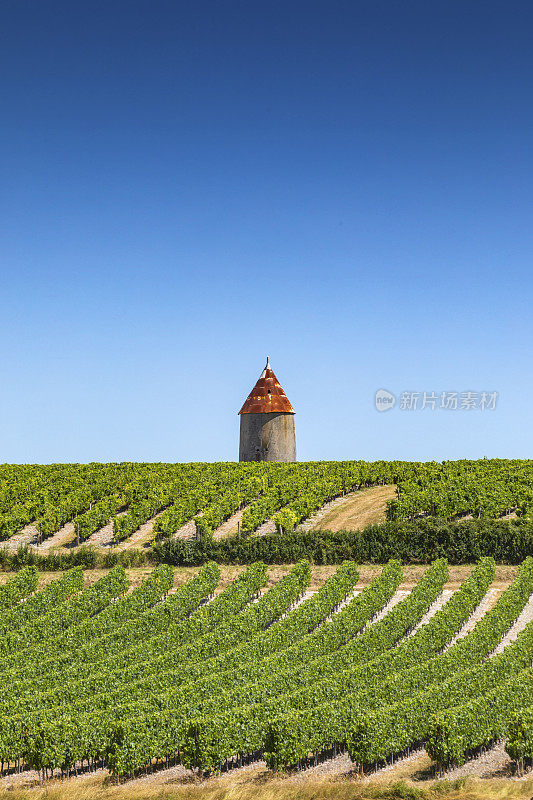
[0,557,530,776]
[1,459,532,546]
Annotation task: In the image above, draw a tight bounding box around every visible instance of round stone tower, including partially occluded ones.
[238,358,296,462]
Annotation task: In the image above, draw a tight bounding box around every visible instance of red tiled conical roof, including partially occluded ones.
[239,358,295,415]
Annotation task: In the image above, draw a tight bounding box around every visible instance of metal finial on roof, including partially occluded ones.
[266,356,270,368]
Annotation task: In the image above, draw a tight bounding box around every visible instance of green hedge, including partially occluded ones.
[0,517,530,571]
[153,518,533,566]
[0,545,153,571]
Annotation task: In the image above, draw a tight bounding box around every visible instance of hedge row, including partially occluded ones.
[153,518,533,566]
[0,517,530,572]
[0,546,153,571]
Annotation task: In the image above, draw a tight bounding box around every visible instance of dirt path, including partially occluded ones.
[172,519,197,540]
[251,517,276,537]
[34,521,76,551]
[1,523,39,550]
[85,511,128,548]
[213,506,249,540]
[297,493,358,533]
[310,484,397,531]
[115,510,168,551]
[443,741,514,779]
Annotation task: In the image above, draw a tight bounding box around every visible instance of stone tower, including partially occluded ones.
[238,358,296,462]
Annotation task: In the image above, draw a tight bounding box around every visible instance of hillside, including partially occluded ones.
[0,558,531,793]
[0,460,531,554]
[0,461,531,795]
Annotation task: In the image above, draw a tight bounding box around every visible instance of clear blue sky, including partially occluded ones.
[1,1,532,463]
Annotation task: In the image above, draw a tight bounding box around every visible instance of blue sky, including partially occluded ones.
[1,0,532,463]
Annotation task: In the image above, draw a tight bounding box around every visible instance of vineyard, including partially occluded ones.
[0,459,532,551]
[0,556,530,786]
[0,460,532,792]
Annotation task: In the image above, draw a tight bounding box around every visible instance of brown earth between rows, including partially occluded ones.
[0,563,518,593]
[312,485,397,531]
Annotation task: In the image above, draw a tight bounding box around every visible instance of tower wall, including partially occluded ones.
[239,412,296,462]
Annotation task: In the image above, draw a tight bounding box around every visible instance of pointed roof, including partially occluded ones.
[239,358,295,415]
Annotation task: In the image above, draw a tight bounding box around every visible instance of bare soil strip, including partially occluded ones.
[1,523,39,550]
[325,589,361,620]
[115,510,168,551]
[172,519,197,540]
[368,589,410,625]
[312,484,397,532]
[213,506,250,540]
[297,493,359,533]
[0,565,515,593]
[444,741,513,780]
[34,521,76,551]
[85,511,128,548]
[0,521,77,552]
[251,517,277,537]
